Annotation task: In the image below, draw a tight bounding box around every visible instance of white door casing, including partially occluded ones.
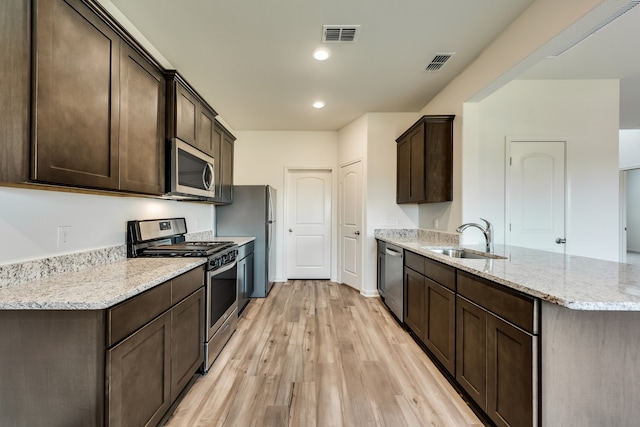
[286,169,332,279]
[340,160,363,291]
[507,140,566,254]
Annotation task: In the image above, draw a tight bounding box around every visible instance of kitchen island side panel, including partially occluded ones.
[541,301,640,426]
[0,310,106,426]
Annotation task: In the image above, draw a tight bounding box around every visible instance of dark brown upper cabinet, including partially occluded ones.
[119,44,166,195]
[396,115,454,204]
[165,71,218,158]
[33,0,121,190]
[2,0,166,195]
[212,119,235,204]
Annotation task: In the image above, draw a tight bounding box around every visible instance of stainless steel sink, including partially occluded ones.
[421,246,504,259]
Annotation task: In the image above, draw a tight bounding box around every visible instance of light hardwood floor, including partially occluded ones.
[165,281,482,427]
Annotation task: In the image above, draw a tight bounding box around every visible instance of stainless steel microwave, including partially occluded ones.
[166,138,215,199]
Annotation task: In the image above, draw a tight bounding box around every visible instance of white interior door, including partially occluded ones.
[508,140,566,253]
[340,160,362,291]
[286,169,332,279]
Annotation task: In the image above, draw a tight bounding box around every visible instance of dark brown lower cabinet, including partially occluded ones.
[487,312,535,427]
[423,278,455,375]
[456,295,536,427]
[0,268,204,427]
[404,263,455,375]
[107,312,172,427]
[107,287,205,427]
[171,289,205,400]
[456,295,488,410]
[404,266,425,337]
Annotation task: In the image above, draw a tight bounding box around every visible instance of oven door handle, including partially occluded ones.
[210,259,237,275]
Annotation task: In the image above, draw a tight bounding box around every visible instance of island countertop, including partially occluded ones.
[376,233,640,311]
[0,236,255,310]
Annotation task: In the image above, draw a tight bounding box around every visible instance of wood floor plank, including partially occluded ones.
[164,281,482,427]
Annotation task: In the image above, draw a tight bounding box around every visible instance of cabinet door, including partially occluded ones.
[119,43,165,194]
[107,311,171,427]
[34,0,120,189]
[456,296,487,411]
[408,125,426,202]
[196,107,216,156]
[404,267,426,340]
[175,83,198,147]
[424,119,453,202]
[171,289,205,400]
[424,279,455,375]
[396,137,411,203]
[219,131,234,203]
[487,313,535,427]
[245,252,255,301]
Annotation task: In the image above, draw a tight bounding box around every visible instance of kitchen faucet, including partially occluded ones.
[456,218,493,253]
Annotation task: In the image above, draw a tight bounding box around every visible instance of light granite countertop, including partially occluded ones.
[376,231,640,311]
[0,235,255,310]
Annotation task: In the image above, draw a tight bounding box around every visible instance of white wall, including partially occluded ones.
[418,0,613,234]
[472,79,620,261]
[620,130,640,170]
[0,186,213,265]
[232,131,339,282]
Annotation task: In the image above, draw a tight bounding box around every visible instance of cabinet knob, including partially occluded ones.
[289,228,293,232]
[354,231,361,235]
[555,238,566,244]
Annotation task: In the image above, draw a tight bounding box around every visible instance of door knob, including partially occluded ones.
[289,228,293,232]
[354,231,360,235]
[555,238,566,244]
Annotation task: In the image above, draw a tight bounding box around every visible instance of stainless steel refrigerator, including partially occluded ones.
[215,185,276,298]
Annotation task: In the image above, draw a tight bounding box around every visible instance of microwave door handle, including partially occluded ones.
[203,162,214,191]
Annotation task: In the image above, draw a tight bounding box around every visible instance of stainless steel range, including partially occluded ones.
[127,218,238,373]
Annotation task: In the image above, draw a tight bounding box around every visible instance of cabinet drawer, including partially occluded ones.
[424,257,455,291]
[172,266,205,304]
[107,281,172,346]
[457,271,537,334]
[404,251,424,274]
[237,240,254,259]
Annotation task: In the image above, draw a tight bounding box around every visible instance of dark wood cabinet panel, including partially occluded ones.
[166,71,218,158]
[487,313,535,427]
[171,289,205,400]
[220,127,235,203]
[456,295,488,411]
[107,311,172,427]
[211,119,235,204]
[0,0,31,183]
[33,0,120,189]
[396,115,454,204]
[404,266,426,339]
[458,270,537,334]
[119,43,166,195]
[424,278,455,375]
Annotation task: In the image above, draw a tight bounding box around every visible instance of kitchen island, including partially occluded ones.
[0,235,253,427]
[376,229,640,426]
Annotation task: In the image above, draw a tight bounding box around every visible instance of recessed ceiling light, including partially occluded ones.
[312,101,325,109]
[312,47,331,61]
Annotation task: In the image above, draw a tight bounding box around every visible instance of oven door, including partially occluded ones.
[206,260,238,340]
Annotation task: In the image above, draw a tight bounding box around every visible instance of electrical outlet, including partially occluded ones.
[57,226,71,248]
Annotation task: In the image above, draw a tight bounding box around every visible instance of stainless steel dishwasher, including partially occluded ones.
[383,243,404,322]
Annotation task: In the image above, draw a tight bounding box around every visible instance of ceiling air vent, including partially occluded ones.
[322,25,360,43]
[425,53,455,72]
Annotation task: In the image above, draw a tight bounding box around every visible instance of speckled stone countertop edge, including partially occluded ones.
[0,232,255,310]
[375,230,640,311]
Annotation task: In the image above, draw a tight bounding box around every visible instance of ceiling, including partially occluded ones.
[107,0,640,131]
[517,1,640,129]
[108,0,534,131]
